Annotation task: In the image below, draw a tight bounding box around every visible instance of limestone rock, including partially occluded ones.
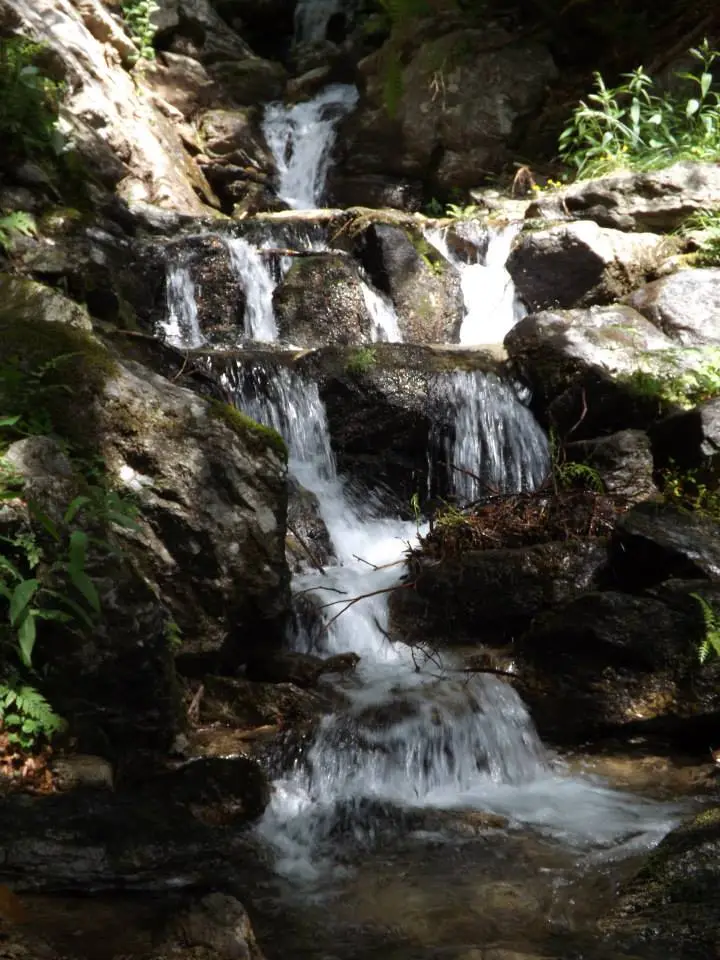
[273,254,374,347]
[526,161,720,232]
[627,267,720,346]
[507,221,669,311]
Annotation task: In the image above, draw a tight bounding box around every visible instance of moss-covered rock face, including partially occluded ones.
[601,806,720,958]
[209,399,288,461]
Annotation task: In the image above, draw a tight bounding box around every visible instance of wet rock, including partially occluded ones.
[273,254,374,347]
[296,343,505,502]
[152,0,253,63]
[626,267,720,346]
[0,927,62,959]
[526,161,720,232]
[200,676,335,727]
[392,540,608,646]
[507,221,669,311]
[516,584,720,740]
[152,892,265,960]
[355,222,464,342]
[504,304,719,437]
[564,429,656,504]
[287,476,334,573]
[601,807,720,959]
[245,651,326,688]
[50,755,115,792]
[326,174,424,212]
[650,396,720,474]
[610,500,720,589]
[208,58,287,106]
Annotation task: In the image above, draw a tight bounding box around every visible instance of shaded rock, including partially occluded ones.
[650,396,720,474]
[391,540,608,646]
[600,807,720,959]
[152,892,265,960]
[208,58,287,106]
[610,500,720,589]
[326,174,423,212]
[152,0,253,62]
[286,65,333,102]
[200,675,335,728]
[138,756,270,825]
[0,273,91,331]
[143,51,216,119]
[355,223,464,342]
[50,755,115,792]
[199,109,273,168]
[507,221,668,311]
[564,429,656,504]
[627,267,720,345]
[287,476,334,573]
[516,584,720,741]
[273,254,374,347]
[245,651,326,688]
[526,161,720,232]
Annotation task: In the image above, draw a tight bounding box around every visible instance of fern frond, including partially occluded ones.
[691,593,720,663]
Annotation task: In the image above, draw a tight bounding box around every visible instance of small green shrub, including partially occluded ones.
[559,39,720,177]
[661,461,720,518]
[0,211,37,253]
[346,347,377,376]
[681,208,720,266]
[618,351,720,411]
[122,0,160,62]
[0,38,63,163]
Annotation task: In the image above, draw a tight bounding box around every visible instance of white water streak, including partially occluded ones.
[361,281,403,343]
[427,221,525,345]
[224,237,281,341]
[161,265,204,349]
[263,84,359,210]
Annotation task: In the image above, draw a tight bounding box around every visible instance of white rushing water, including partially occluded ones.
[361,280,403,343]
[225,237,283,342]
[263,84,359,210]
[161,264,205,348]
[441,371,549,502]
[427,221,525,345]
[224,364,683,883]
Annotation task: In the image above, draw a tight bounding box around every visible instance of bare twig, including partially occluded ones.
[293,584,347,598]
[287,521,327,576]
[187,683,204,724]
[320,582,415,632]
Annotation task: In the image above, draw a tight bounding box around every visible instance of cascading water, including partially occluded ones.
[224,237,283,342]
[161,264,205,348]
[441,371,549,502]
[294,0,346,43]
[221,362,682,883]
[427,221,525,345]
[361,280,403,343]
[263,84,359,210]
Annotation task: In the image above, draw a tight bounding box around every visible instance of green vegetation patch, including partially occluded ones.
[209,400,288,461]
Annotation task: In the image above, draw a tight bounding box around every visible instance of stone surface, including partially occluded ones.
[517,583,720,740]
[287,476,334,573]
[610,500,720,589]
[601,807,720,959]
[0,0,214,212]
[392,540,608,646]
[273,254,374,347]
[507,221,668,311]
[564,429,657,504]
[0,273,92,330]
[626,267,720,346]
[650,396,720,475]
[526,161,720,232]
[152,892,265,960]
[200,675,335,727]
[355,222,464,342]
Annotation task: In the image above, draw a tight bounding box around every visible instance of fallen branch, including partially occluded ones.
[287,521,327,576]
[320,581,415,632]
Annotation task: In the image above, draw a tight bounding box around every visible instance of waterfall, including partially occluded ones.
[218,361,681,882]
[161,264,204,349]
[294,0,346,43]
[427,222,525,345]
[263,84,359,210]
[361,280,403,343]
[224,237,283,342]
[442,371,550,501]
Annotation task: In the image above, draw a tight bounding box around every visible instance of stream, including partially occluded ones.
[147,54,712,959]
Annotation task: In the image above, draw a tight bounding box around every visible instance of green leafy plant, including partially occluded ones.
[661,461,720,518]
[693,593,720,664]
[681,208,720,266]
[0,38,63,163]
[445,202,482,220]
[346,347,377,376]
[122,0,160,63]
[554,459,605,492]
[0,211,37,254]
[0,679,65,750]
[559,39,720,177]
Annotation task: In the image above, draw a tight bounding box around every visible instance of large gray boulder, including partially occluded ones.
[507,221,669,311]
[627,268,720,346]
[525,162,720,232]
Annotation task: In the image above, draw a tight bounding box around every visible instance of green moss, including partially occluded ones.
[209,400,288,461]
[406,229,446,275]
[345,347,377,376]
[38,206,85,237]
